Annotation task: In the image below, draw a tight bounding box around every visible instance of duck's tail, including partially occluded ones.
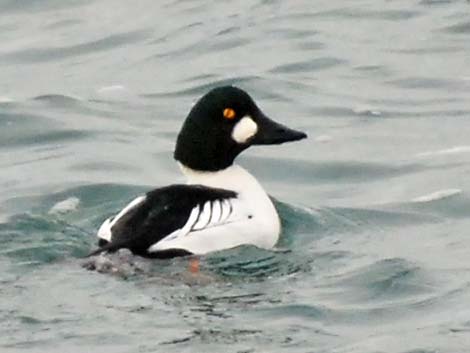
[85,240,128,257]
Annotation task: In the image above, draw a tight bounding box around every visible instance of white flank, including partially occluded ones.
[231,116,258,144]
[97,196,146,242]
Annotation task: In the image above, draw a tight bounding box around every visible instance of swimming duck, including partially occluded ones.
[90,86,307,258]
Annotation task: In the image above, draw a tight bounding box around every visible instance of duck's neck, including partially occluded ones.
[178,163,264,195]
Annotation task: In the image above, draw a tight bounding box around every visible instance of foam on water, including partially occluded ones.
[0,96,14,103]
[48,197,80,215]
[416,146,470,158]
[411,189,462,203]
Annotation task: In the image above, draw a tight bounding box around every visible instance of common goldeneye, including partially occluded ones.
[89,86,307,258]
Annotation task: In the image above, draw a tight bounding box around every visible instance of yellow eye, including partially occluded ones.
[223,108,236,120]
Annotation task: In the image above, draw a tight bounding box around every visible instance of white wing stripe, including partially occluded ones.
[220,199,232,223]
[183,205,201,235]
[210,200,221,227]
[192,201,212,231]
[218,200,224,222]
[97,195,146,241]
[97,218,113,241]
[148,197,237,252]
[158,205,200,243]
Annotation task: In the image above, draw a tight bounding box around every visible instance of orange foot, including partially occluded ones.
[188,258,200,273]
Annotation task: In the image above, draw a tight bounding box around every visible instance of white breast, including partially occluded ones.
[149,164,280,254]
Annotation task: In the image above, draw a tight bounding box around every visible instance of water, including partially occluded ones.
[1,0,470,352]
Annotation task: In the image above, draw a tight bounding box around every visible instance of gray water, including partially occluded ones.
[1,0,470,352]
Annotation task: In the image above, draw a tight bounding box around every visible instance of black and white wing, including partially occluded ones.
[91,184,238,258]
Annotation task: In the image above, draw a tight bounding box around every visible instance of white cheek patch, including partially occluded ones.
[231,116,258,144]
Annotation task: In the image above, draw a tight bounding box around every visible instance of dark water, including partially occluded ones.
[2,1,470,352]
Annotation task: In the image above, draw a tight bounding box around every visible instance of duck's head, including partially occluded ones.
[174,86,307,171]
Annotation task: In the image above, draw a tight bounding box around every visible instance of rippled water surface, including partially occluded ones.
[2,1,470,352]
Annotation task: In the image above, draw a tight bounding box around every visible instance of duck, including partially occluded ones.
[89,86,307,258]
